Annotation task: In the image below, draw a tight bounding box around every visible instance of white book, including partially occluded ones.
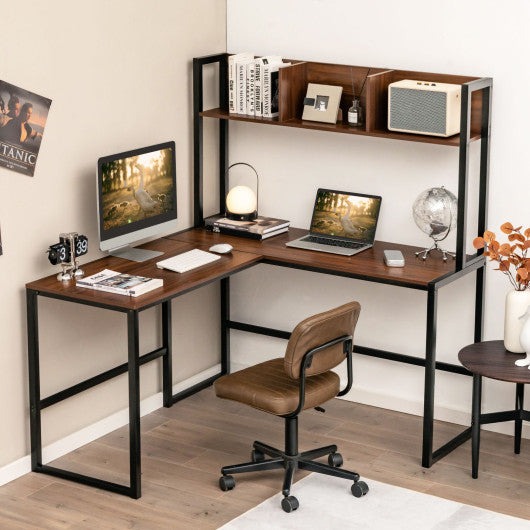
[76,269,163,297]
[255,56,282,117]
[228,52,254,114]
[246,61,256,116]
[263,60,291,118]
[235,57,255,114]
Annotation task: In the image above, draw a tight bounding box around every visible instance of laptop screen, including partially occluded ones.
[309,189,382,242]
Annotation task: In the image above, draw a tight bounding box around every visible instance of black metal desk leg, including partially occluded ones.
[471,373,482,479]
[26,289,42,471]
[515,383,524,454]
[162,301,172,408]
[422,286,438,467]
[127,310,142,498]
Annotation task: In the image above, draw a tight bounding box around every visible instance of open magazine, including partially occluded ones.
[76,269,163,297]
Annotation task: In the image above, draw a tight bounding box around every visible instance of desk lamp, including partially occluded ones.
[225,162,259,221]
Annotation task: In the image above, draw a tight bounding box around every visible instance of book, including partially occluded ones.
[228,52,254,114]
[236,57,255,114]
[263,60,291,118]
[205,215,290,240]
[246,61,256,116]
[207,214,290,233]
[212,225,289,240]
[254,55,282,117]
[76,269,163,297]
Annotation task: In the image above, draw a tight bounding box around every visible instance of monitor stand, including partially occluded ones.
[110,246,163,262]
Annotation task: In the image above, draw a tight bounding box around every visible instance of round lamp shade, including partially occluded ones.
[226,185,257,220]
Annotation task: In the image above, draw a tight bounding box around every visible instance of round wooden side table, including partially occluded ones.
[458,340,530,478]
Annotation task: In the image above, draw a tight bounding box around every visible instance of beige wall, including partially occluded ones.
[0,0,226,468]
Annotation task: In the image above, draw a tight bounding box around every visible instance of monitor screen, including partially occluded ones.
[97,141,177,261]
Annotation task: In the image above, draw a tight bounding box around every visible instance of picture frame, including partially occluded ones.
[302,83,343,124]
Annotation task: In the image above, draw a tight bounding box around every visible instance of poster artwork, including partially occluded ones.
[0,80,52,177]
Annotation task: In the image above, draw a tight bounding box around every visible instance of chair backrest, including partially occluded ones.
[284,301,361,380]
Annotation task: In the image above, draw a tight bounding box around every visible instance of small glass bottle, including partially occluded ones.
[347,98,363,127]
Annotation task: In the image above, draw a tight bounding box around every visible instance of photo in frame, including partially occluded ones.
[0,80,52,177]
[302,83,343,124]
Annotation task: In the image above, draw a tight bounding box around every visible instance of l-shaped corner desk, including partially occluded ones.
[26,227,484,498]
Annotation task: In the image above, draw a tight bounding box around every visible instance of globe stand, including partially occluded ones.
[415,239,456,262]
[412,186,458,263]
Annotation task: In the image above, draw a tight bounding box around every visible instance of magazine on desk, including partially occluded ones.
[205,215,290,240]
[76,269,163,297]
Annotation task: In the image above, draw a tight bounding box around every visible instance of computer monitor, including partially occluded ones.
[97,141,177,262]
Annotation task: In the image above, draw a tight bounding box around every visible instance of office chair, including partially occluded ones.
[214,301,368,513]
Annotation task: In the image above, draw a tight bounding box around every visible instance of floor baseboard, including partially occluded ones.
[0,364,221,488]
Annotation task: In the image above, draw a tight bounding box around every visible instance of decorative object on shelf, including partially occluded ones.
[504,290,530,354]
[412,186,457,261]
[515,306,530,366]
[225,162,259,221]
[0,79,52,176]
[473,223,530,354]
[347,67,370,128]
[47,232,88,281]
[387,80,461,137]
[302,83,343,124]
[347,98,363,127]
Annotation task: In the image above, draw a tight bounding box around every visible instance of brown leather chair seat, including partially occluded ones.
[214,358,340,416]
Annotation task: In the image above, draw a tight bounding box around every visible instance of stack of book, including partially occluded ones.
[228,53,291,118]
[205,215,290,240]
[76,269,163,297]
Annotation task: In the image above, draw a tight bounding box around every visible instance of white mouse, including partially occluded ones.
[209,243,233,254]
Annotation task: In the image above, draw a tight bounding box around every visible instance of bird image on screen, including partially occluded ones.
[97,141,177,262]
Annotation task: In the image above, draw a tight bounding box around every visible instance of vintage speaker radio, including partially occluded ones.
[388,80,461,137]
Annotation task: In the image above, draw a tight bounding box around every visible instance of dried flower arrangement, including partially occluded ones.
[473,222,530,291]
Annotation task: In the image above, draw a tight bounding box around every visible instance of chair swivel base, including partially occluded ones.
[218,439,369,513]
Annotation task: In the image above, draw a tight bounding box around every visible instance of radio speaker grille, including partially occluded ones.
[389,88,447,135]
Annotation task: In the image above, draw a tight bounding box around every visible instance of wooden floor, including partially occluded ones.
[1,388,530,529]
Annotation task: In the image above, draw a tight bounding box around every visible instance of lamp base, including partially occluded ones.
[226,210,258,222]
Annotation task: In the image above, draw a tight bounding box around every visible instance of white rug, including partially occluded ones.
[219,474,529,529]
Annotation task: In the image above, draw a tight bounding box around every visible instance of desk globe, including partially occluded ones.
[412,186,457,261]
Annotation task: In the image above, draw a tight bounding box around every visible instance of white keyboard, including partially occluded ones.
[156,249,221,273]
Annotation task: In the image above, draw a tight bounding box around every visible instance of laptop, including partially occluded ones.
[286,188,382,256]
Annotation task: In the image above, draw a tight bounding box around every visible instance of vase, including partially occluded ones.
[504,289,530,353]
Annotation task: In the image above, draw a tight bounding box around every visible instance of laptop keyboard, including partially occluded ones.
[303,235,365,249]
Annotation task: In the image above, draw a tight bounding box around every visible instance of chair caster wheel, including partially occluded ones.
[281,495,299,513]
[328,452,343,467]
[251,449,265,462]
[219,475,236,491]
[351,480,369,498]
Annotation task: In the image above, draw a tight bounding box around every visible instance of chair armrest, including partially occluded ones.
[285,335,353,418]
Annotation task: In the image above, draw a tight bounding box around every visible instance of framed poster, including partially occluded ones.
[0,80,52,177]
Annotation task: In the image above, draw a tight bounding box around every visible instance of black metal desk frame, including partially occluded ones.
[26,291,174,499]
[193,53,493,469]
